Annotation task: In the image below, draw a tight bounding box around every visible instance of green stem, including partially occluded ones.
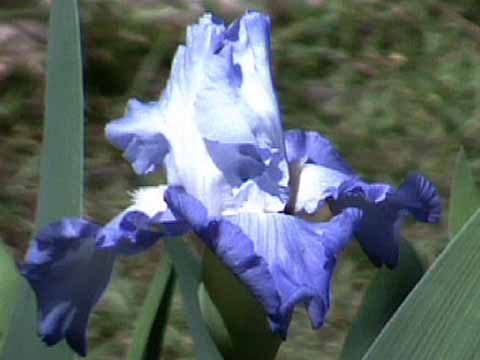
[200,247,282,360]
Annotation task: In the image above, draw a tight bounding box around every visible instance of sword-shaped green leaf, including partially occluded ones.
[448,148,480,237]
[127,254,176,360]
[340,239,424,360]
[0,243,22,352]
[0,1,83,359]
[363,209,480,360]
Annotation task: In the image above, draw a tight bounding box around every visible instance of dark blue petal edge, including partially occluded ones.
[21,218,113,356]
[164,185,362,337]
[329,172,442,268]
[21,207,190,356]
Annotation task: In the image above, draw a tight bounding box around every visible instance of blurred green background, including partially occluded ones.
[1,0,479,359]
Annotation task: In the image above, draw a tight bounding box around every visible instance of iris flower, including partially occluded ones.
[22,11,441,356]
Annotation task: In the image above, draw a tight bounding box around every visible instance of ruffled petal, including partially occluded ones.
[22,187,193,355]
[196,12,289,207]
[226,208,362,332]
[164,185,283,325]
[106,99,171,175]
[164,186,362,336]
[96,186,189,254]
[393,172,442,223]
[107,15,230,215]
[329,173,442,268]
[108,12,290,215]
[21,219,115,356]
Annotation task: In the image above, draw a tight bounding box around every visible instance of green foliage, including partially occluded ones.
[363,209,480,359]
[346,148,479,360]
[448,148,480,237]
[165,239,223,360]
[0,243,22,352]
[127,255,176,360]
[200,248,281,360]
[340,239,424,360]
[0,1,83,359]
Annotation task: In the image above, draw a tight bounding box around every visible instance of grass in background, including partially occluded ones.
[1,0,479,358]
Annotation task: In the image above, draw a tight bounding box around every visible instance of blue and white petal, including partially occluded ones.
[107,13,291,215]
[329,173,442,268]
[164,186,362,336]
[180,12,289,211]
[284,130,356,214]
[22,186,193,355]
[97,185,189,254]
[21,219,115,356]
[106,15,230,215]
[106,99,171,175]
[196,12,289,208]
[284,130,354,175]
[293,164,356,214]
[226,208,362,332]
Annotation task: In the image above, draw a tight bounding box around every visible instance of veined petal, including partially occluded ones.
[164,185,283,324]
[165,186,362,335]
[226,208,361,332]
[225,179,287,215]
[393,172,442,223]
[96,185,189,254]
[329,173,442,268]
[21,219,115,356]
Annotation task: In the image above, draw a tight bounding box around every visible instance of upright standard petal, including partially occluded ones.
[107,15,231,215]
[21,219,115,356]
[195,12,290,208]
[164,186,362,336]
[329,173,442,268]
[107,12,291,215]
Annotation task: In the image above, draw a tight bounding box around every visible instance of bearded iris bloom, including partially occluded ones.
[22,11,441,356]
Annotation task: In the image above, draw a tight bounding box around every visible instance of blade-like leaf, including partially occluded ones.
[0,244,22,352]
[363,209,480,360]
[200,248,281,360]
[164,239,223,360]
[0,1,83,359]
[448,148,480,237]
[340,239,424,360]
[127,254,176,360]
